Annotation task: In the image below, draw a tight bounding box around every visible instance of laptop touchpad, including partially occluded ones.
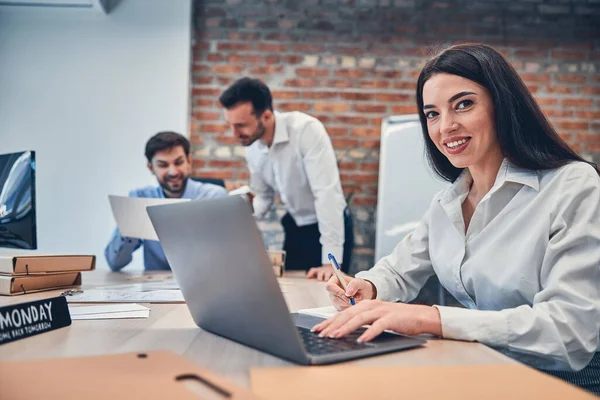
[292,313,326,330]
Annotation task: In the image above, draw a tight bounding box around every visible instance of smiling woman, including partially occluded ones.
[314,43,600,395]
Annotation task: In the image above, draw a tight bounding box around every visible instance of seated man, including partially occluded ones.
[105,131,227,271]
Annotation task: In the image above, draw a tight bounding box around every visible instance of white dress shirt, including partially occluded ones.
[246,111,347,264]
[356,159,600,371]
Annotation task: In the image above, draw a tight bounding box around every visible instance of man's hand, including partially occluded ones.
[306,264,337,281]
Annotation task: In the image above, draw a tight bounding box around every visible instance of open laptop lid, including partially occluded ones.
[147,196,308,364]
[108,195,189,241]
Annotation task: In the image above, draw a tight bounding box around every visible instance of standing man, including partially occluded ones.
[105,131,227,271]
[219,78,354,281]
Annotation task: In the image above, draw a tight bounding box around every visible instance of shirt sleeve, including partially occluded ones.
[104,227,142,271]
[247,155,275,219]
[298,121,346,265]
[356,206,436,302]
[104,189,143,271]
[435,167,600,371]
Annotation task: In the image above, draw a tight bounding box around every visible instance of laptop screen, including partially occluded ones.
[0,151,37,249]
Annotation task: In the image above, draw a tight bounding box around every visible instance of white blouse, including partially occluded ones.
[356,159,600,371]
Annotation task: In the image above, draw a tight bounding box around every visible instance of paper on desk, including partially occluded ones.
[65,288,185,303]
[228,185,251,196]
[297,305,338,319]
[69,304,150,320]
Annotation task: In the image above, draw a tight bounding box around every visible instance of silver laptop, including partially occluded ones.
[147,196,425,365]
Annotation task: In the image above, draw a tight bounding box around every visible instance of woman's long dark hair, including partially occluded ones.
[416,43,596,182]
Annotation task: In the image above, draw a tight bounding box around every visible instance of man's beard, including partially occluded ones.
[239,121,266,147]
[159,175,187,197]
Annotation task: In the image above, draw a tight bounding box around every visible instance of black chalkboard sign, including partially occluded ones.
[0,296,71,345]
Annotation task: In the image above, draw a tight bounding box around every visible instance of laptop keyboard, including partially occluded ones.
[297,326,371,355]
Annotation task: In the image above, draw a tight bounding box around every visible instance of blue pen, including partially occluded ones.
[328,253,355,306]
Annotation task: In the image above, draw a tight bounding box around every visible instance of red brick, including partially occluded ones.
[215,135,239,145]
[328,127,348,137]
[296,68,330,77]
[207,53,224,62]
[556,121,589,131]
[514,49,548,58]
[332,138,359,148]
[362,162,379,171]
[359,80,391,89]
[371,117,384,126]
[265,55,280,64]
[407,71,422,79]
[353,104,387,113]
[376,93,411,102]
[391,105,419,115]
[271,90,299,99]
[193,42,210,52]
[551,50,588,60]
[238,171,250,180]
[250,66,284,75]
[562,98,594,107]
[278,102,312,112]
[351,196,377,206]
[579,87,600,95]
[340,92,375,101]
[301,91,339,100]
[228,32,259,41]
[361,140,381,149]
[226,54,262,64]
[575,111,600,120]
[292,44,326,53]
[208,160,246,168]
[334,46,363,56]
[334,115,370,125]
[395,81,417,90]
[212,65,244,74]
[371,70,403,79]
[545,85,574,94]
[217,77,233,85]
[201,124,229,134]
[216,42,253,51]
[520,73,551,83]
[351,128,380,137]
[335,69,366,79]
[324,79,355,88]
[536,98,559,106]
[313,114,331,123]
[282,55,304,64]
[257,43,287,52]
[196,76,213,85]
[340,173,378,184]
[190,134,203,145]
[314,103,351,113]
[339,162,358,171]
[192,88,220,96]
[285,78,319,87]
[197,170,234,180]
[193,111,220,121]
[544,109,574,118]
[557,75,587,84]
[192,64,210,73]
[195,99,214,108]
[526,84,539,94]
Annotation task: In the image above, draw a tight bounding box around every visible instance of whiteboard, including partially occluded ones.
[375,115,449,263]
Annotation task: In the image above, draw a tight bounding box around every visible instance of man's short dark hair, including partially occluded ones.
[145,131,190,162]
[218,77,273,116]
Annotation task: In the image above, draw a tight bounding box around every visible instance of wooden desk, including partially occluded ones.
[0,270,514,387]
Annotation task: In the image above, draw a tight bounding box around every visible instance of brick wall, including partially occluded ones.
[190,0,600,276]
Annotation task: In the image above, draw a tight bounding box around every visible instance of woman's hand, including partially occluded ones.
[325,276,375,310]
[311,300,442,342]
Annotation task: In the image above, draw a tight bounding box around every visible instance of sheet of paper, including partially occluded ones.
[69,303,149,315]
[71,310,150,320]
[227,185,251,196]
[297,305,338,319]
[69,304,150,320]
[65,288,185,303]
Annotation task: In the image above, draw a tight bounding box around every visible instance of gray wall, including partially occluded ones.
[0,0,192,270]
